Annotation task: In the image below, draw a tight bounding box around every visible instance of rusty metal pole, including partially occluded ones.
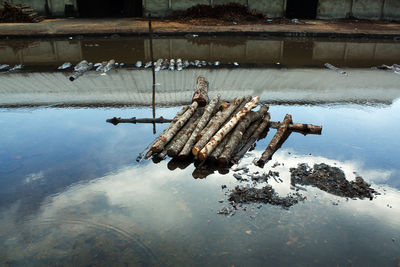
[148,16,156,133]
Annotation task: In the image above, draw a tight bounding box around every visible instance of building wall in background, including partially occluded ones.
[2,0,399,20]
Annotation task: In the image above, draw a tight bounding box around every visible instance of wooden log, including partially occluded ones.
[198,96,260,161]
[144,105,189,159]
[218,105,269,165]
[150,101,199,154]
[106,116,172,125]
[167,108,204,157]
[192,76,209,107]
[192,96,245,156]
[269,121,322,135]
[232,113,271,164]
[178,94,220,159]
[197,96,249,142]
[256,114,293,168]
[209,131,233,161]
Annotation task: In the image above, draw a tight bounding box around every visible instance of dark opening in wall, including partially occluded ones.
[286,0,318,19]
[77,0,142,17]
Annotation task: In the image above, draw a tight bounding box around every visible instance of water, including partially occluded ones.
[1,36,400,266]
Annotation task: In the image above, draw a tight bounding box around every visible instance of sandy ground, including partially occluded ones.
[0,18,399,39]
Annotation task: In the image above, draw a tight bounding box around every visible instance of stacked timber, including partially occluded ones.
[137,75,322,173]
[0,2,44,23]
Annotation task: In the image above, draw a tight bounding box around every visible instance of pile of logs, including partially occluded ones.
[135,76,322,173]
[0,2,44,23]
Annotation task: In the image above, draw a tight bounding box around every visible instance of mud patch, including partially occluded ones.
[290,163,376,199]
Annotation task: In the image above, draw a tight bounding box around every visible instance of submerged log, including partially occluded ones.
[232,113,271,164]
[269,121,322,135]
[218,105,269,165]
[192,76,209,107]
[167,108,204,157]
[150,101,199,154]
[106,116,172,125]
[198,96,260,161]
[256,114,293,168]
[192,96,245,156]
[144,105,189,159]
[179,94,220,159]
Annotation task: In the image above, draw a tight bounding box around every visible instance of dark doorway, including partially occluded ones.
[77,0,142,17]
[286,0,318,19]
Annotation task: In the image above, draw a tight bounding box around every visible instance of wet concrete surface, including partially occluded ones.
[0,18,399,39]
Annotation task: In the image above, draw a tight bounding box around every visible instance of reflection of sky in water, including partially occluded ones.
[1,102,400,265]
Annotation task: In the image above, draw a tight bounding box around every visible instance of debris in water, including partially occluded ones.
[176,58,183,71]
[155,59,163,72]
[0,64,9,70]
[290,163,376,199]
[233,62,239,66]
[324,63,348,76]
[102,59,115,73]
[57,62,72,70]
[144,61,152,68]
[74,60,89,71]
[228,185,304,209]
[169,59,175,71]
[135,61,143,68]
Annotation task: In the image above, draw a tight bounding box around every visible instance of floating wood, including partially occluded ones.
[167,108,204,157]
[192,96,245,156]
[256,114,293,168]
[179,94,220,159]
[192,76,209,107]
[150,101,199,154]
[106,116,172,125]
[269,121,322,135]
[144,105,189,159]
[218,105,269,166]
[198,96,260,161]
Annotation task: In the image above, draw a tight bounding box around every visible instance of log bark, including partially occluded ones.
[178,94,220,158]
[192,96,245,156]
[167,108,204,157]
[197,96,249,143]
[218,105,269,165]
[209,131,232,161]
[269,121,322,135]
[144,105,189,159]
[150,101,199,154]
[153,108,201,160]
[256,114,293,168]
[192,76,209,107]
[106,116,172,125]
[198,96,260,161]
[232,112,271,164]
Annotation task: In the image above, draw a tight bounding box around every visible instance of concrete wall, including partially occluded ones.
[317,0,352,19]
[4,0,77,16]
[318,0,400,21]
[3,0,399,20]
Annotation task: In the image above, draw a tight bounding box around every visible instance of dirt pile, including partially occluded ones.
[228,185,304,208]
[0,2,44,23]
[169,3,266,23]
[290,163,376,199]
